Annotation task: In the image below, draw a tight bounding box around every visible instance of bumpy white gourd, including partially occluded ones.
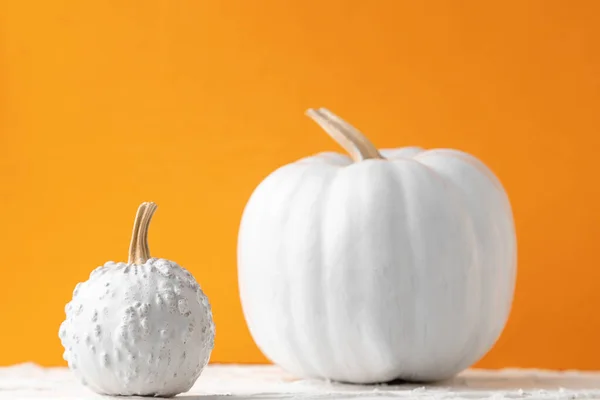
[59,202,215,397]
[238,108,516,384]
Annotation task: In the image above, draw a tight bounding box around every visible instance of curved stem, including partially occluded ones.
[128,202,158,265]
[306,108,383,162]
[128,203,146,264]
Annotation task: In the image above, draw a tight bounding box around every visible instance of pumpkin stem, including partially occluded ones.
[306,107,383,162]
[128,202,158,265]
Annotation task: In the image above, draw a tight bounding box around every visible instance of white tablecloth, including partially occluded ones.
[2,363,600,399]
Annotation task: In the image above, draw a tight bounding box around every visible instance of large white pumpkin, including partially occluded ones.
[237,108,516,384]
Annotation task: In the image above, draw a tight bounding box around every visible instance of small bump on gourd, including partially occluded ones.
[91,310,98,322]
[123,265,130,274]
[101,352,110,367]
[72,283,82,298]
[173,284,182,296]
[154,258,168,267]
[156,263,173,277]
[141,318,150,336]
[93,325,102,338]
[75,304,84,316]
[90,345,96,354]
[123,307,135,322]
[62,351,69,361]
[181,330,191,344]
[59,324,67,339]
[178,298,189,315]
[160,329,169,339]
[165,289,176,301]
[155,294,164,308]
[118,325,128,341]
[84,334,92,345]
[89,266,105,279]
[139,303,150,316]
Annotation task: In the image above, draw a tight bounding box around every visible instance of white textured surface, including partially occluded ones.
[59,258,215,396]
[2,364,600,399]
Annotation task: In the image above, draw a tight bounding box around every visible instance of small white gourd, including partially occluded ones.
[59,202,215,397]
[238,108,517,384]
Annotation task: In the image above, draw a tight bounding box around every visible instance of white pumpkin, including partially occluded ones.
[237,108,516,384]
[59,202,215,397]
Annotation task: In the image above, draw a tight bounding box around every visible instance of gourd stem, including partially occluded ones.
[306,107,383,162]
[128,202,158,265]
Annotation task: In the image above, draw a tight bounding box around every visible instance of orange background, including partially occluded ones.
[1,1,600,369]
